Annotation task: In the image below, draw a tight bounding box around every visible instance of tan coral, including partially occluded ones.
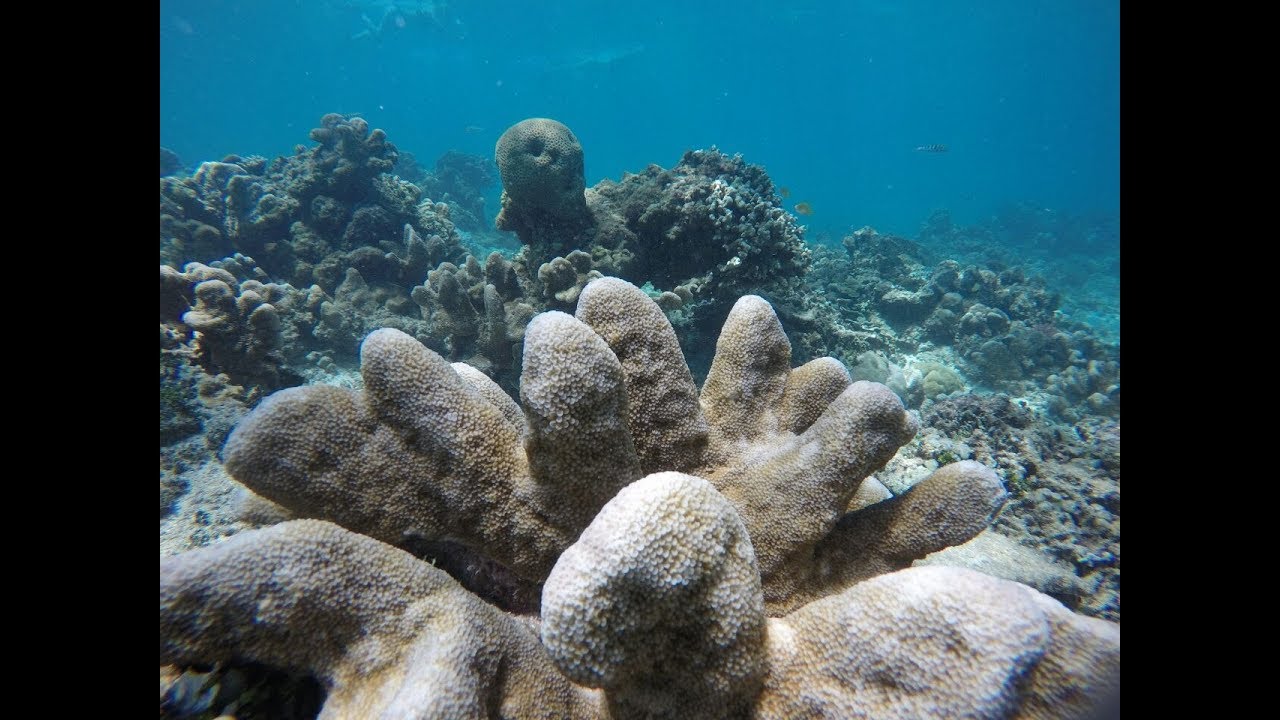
[541,472,766,720]
[538,471,1118,720]
[224,275,1005,614]
[495,118,590,230]
[574,278,1005,613]
[163,177,1118,719]
[757,565,1120,719]
[161,519,601,719]
[223,318,640,584]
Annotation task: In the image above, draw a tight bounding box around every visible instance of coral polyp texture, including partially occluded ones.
[495,118,593,253]
[161,519,602,719]
[163,276,1118,718]
[160,482,1118,719]
[221,277,1001,610]
[496,119,588,222]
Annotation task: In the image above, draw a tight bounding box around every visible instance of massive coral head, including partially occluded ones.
[495,118,593,254]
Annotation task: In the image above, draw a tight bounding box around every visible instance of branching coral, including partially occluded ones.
[162,484,1118,719]
[163,276,1118,718]
[161,520,602,719]
[222,277,1000,608]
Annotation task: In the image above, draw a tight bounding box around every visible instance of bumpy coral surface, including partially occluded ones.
[162,481,1118,719]
[495,118,593,254]
[591,147,811,302]
[163,277,1118,718]
[222,277,1002,608]
[161,519,602,719]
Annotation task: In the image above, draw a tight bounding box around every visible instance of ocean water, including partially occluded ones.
[160,0,1118,262]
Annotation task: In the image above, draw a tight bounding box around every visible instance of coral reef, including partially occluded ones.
[161,116,821,406]
[162,276,1118,716]
[922,393,1120,620]
[494,118,594,259]
[409,250,534,383]
[220,278,1004,612]
[159,116,566,406]
[162,272,1121,707]
[587,147,811,308]
[803,226,1119,421]
[160,113,452,289]
[162,476,1118,719]
[160,262,301,393]
[412,150,498,233]
[159,113,1120,718]
[160,255,344,394]
[489,118,813,375]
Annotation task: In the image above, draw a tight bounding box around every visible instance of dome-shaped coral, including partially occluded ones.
[495,118,590,230]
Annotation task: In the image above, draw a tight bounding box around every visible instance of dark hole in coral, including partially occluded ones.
[402,536,544,615]
[160,661,325,720]
[527,138,545,156]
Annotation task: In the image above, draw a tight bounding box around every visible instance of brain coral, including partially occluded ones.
[495,118,591,240]
[162,276,1118,718]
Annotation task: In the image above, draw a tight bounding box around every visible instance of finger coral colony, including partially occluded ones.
[161,116,1118,719]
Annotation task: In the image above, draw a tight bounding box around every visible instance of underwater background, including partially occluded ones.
[161,2,1119,717]
[160,0,1118,282]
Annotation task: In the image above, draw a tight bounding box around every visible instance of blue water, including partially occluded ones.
[160,0,1118,278]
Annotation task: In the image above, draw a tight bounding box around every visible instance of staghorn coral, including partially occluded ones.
[161,480,1119,719]
[222,277,1005,615]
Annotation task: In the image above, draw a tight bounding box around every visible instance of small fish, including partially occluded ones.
[464,125,485,134]
[915,144,949,153]
[793,202,814,216]
[779,186,792,199]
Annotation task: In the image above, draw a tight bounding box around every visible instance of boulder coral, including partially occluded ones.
[495,118,594,254]
[162,276,1119,718]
